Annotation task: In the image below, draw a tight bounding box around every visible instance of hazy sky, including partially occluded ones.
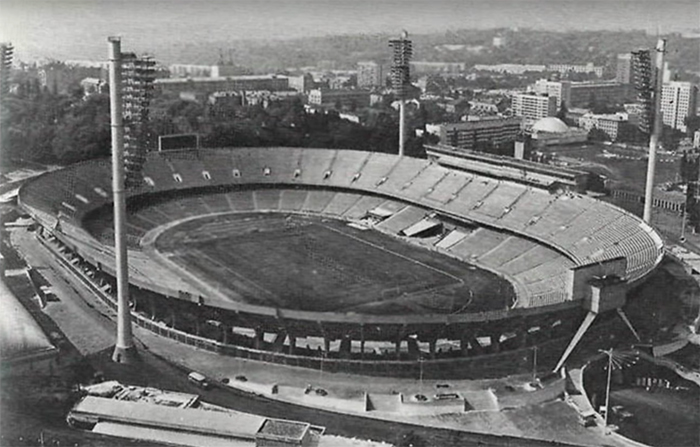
[1,0,697,61]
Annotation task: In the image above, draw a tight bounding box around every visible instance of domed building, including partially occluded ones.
[531,117,570,134]
[530,116,588,147]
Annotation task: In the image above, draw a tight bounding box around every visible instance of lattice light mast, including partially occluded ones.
[0,43,13,97]
[389,31,412,156]
[633,39,666,224]
[631,49,653,136]
[0,43,13,165]
[108,37,156,364]
[122,52,156,188]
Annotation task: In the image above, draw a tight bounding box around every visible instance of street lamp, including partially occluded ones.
[532,345,538,383]
[598,348,638,433]
[419,355,424,394]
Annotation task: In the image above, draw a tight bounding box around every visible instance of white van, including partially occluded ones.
[187,372,210,389]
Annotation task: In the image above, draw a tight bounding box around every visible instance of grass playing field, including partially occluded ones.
[156,213,514,315]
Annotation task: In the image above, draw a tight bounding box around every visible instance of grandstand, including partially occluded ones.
[18,147,664,379]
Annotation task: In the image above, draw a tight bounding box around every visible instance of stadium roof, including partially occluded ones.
[72,396,266,439]
[0,278,56,363]
[93,422,254,447]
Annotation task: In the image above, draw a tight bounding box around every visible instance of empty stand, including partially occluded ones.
[299,150,338,185]
[321,191,364,216]
[525,194,587,238]
[435,229,470,249]
[351,153,400,190]
[424,171,473,205]
[401,165,446,201]
[279,189,310,212]
[471,183,528,220]
[499,245,563,277]
[325,150,372,188]
[342,195,387,220]
[261,147,303,182]
[376,157,426,195]
[200,192,233,213]
[226,190,256,211]
[253,189,282,211]
[301,190,338,213]
[497,188,549,229]
[446,228,510,260]
[444,177,498,213]
[478,236,538,269]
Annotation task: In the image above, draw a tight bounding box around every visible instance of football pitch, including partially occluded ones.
[156,213,514,315]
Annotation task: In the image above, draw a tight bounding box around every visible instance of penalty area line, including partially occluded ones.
[323,224,464,283]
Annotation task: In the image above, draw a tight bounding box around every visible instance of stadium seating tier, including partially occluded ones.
[18,147,664,313]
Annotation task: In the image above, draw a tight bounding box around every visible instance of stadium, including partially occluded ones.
[18,147,665,379]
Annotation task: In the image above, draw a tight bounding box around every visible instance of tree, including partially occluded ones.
[587,92,598,111]
[556,100,572,126]
[661,124,682,152]
[684,115,700,136]
[617,122,646,144]
[587,127,610,142]
[51,93,111,164]
[396,431,425,447]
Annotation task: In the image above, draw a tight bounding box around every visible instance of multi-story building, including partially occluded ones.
[438,116,522,151]
[288,73,314,93]
[578,112,629,141]
[546,63,604,78]
[210,63,248,78]
[39,62,105,95]
[357,61,383,88]
[616,53,633,84]
[512,93,557,121]
[80,77,107,97]
[328,75,354,90]
[660,81,698,132]
[410,61,465,75]
[307,88,371,109]
[533,79,632,108]
[492,35,506,48]
[155,75,290,100]
[168,64,212,78]
[534,79,571,107]
[473,64,547,75]
[569,81,632,108]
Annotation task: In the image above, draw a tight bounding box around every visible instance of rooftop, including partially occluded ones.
[156,74,288,84]
[0,279,57,363]
[257,418,309,440]
[531,117,569,134]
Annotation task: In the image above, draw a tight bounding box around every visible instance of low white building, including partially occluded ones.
[578,112,629,141]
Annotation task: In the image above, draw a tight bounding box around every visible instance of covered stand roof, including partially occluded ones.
[0,279,56,364]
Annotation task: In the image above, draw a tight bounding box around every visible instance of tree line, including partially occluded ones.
[0,84,432,170]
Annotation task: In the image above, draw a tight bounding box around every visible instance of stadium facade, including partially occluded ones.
[18,148,664,379]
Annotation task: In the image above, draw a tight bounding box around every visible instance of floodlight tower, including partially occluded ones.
[0,43,13,97]
[108,37,155,363]
[389,30,412,156]
[0,43,14,170]
[108,37,136,363]
[640,39,666,224]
